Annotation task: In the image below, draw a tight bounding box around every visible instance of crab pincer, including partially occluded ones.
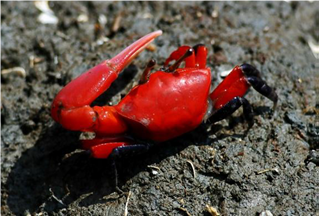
[51,30,163,132]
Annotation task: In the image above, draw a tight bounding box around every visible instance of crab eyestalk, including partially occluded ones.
[51,30,162,124]
[139,59,156,84]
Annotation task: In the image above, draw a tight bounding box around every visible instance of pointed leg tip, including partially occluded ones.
[242,121,254,138]
[248,120,254,131]
[273,95,278,109]
[272,102,277,111]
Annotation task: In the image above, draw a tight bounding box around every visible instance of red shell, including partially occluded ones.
[115,68,211,142]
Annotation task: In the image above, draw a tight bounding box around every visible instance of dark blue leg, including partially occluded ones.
[209,96,254,129]
[109,143,153,158]
[241,64,278,109]
[109,143,153,190]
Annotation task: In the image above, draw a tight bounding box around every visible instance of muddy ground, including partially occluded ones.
[1,1,319,216]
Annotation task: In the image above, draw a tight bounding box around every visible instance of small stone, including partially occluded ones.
[260,210,273,216]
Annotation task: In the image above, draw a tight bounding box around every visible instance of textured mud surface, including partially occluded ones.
[1,1,319,216]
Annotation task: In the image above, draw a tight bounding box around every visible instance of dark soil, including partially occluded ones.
[1,1,319,216]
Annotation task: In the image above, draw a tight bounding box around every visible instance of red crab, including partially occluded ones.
[51,30,277,159]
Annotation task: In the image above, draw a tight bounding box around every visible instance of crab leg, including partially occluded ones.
[210,65,250,110]
[209,64,277,125]
[209,96,254,128]
[51,30,162,131]
[241,64,278,109]
[210,64,277,109]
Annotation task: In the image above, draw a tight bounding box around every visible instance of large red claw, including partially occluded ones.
[51,30,162,126]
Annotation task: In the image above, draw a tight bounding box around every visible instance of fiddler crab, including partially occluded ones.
[51,30,278,159]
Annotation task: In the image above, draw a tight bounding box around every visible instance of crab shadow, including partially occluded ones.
[6,120,219,215]
[5,106,273,215]
[5,65,139,215]
[5,106,272,215]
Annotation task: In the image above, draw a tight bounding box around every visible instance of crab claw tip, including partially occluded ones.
[153,30,163,36]
[110,30,163,73]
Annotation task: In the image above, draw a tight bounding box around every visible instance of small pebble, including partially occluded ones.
[260,210,273,216]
